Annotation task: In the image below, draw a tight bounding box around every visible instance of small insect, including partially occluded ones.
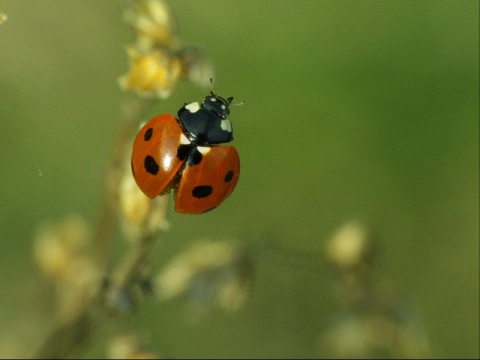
[131,83,242,214]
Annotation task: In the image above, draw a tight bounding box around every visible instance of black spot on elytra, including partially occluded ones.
[177,144,192,161]
[144,127,153,141]
[192,185,213,198]
[187,149,203,166]
[224,170,234,182]
[144,155,159,175]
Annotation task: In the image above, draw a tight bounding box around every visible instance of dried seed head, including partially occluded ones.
[123,0,178,52]
[155,239,253,312]
[33,216,102,323]
[317,305,431,358]
[119,157,169,240]
[0,13,7,26]
[33,215,91,281]
[325,221,374,271]
[119,47,183,99]
[108,334,160,359]
[119,0,214,99]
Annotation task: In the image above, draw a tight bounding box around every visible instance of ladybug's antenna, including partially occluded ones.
[232,99,247,106]
[209,77,246,106]
[209,77,217,97]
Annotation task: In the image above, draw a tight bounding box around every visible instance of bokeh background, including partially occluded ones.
[0,0,478,358]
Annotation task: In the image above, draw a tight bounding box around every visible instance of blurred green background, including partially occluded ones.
[0,0,478,358]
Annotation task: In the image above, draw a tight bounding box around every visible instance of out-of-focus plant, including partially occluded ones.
[155,239,253,315]
[30,1,214,357]
[318,222,431,358]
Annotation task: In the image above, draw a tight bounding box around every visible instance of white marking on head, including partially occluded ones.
[220,120,232,133]
[180,133,190,144]
[197,146,211,155]
[221,104,226,109]
[185,102,201,113]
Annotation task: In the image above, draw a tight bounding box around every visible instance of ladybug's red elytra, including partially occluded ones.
[131,89,240,214]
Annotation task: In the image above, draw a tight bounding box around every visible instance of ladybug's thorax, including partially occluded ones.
[177,92,234,146]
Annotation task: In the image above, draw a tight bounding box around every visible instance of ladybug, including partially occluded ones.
[131,90,240,214]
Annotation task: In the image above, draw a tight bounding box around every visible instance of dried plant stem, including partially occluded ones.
[112,232,158,288]
[94,97,155,270]
[30,312,97,359]
[31,97,157,359]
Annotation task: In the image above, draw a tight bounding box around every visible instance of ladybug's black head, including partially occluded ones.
[202,91,233,120]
